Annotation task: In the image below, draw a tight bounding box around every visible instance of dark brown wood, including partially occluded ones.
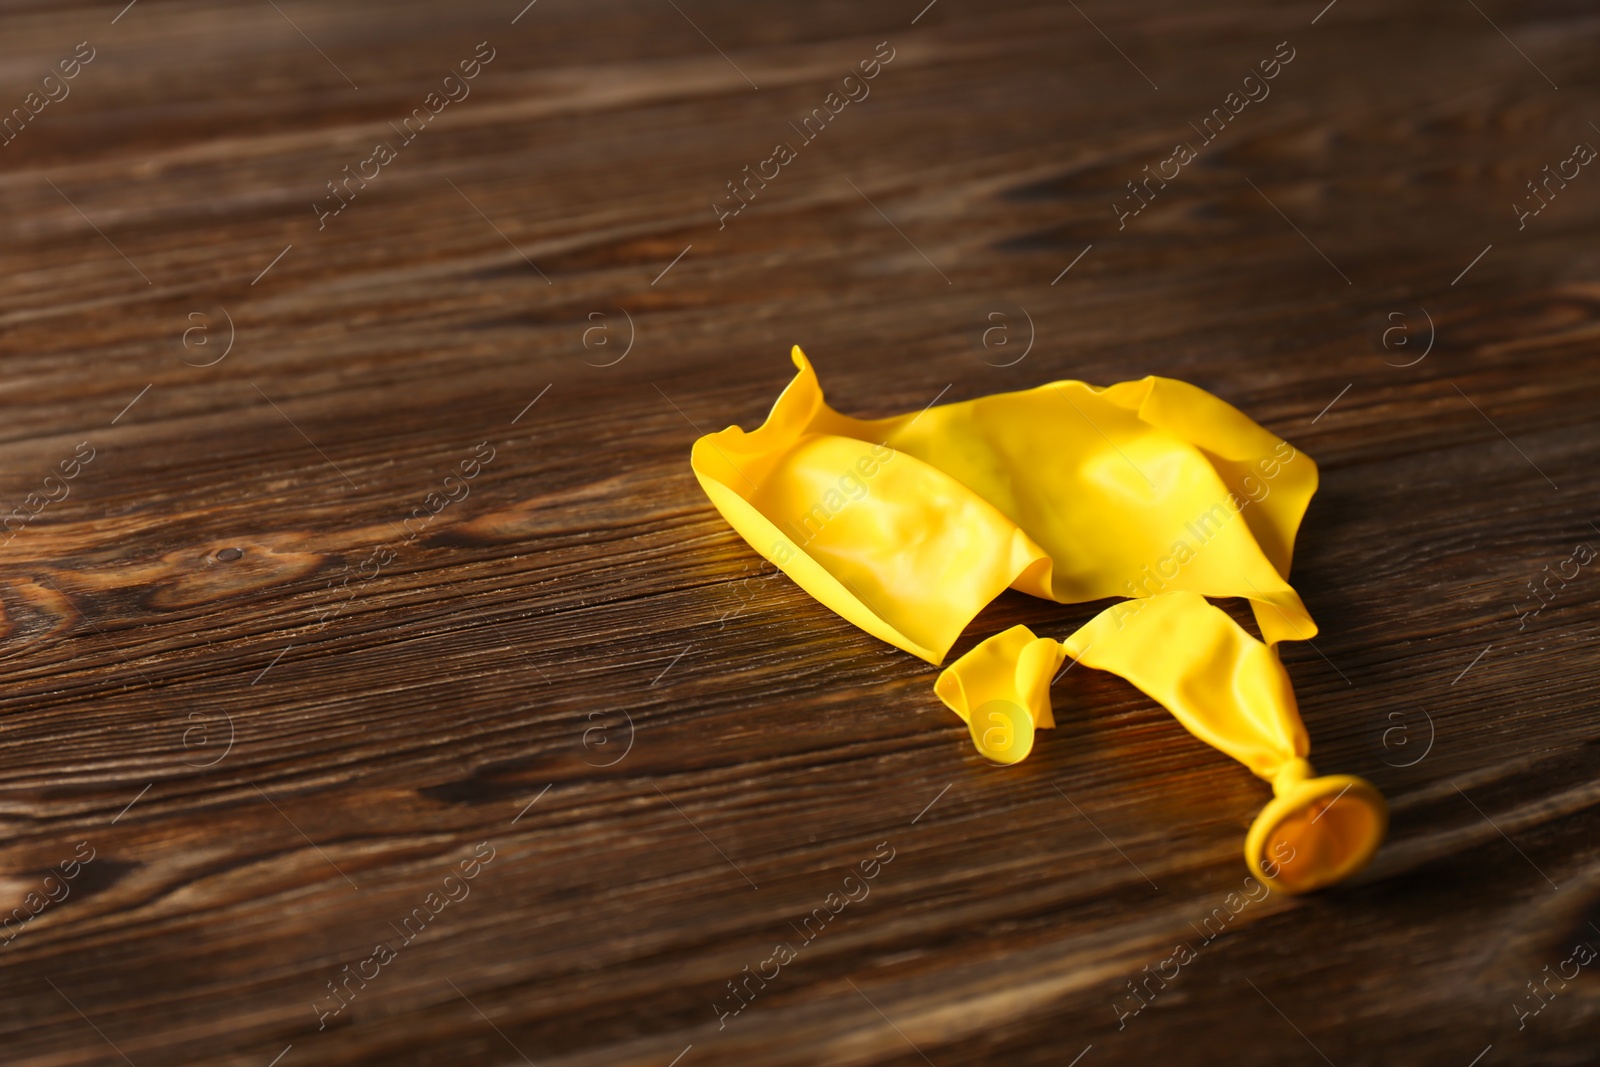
[0,1,1596,1064]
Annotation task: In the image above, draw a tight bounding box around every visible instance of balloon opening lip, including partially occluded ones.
[1246,774,1387,894]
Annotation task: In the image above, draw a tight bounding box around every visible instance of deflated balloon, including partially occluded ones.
[690,346,1384,892]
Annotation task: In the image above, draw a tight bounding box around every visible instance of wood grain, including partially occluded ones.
[0,1,1597,1064]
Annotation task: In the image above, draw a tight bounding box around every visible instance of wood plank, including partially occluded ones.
[0,1,1595,1064]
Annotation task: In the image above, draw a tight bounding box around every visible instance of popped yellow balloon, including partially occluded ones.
[690,347,1385,893]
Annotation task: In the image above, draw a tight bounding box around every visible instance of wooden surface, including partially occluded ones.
[1,1,1597,1064]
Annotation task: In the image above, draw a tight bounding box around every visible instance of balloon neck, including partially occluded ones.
[1271,757,1316,796]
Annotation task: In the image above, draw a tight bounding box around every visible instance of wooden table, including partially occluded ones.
[2,1,1596,1064]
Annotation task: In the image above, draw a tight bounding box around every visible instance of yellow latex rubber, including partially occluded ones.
[690,347,1384,892]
